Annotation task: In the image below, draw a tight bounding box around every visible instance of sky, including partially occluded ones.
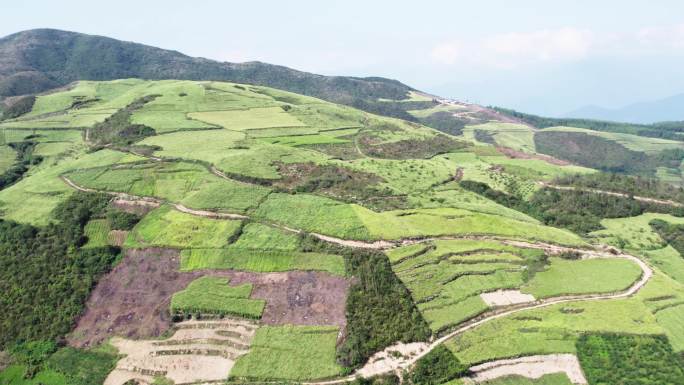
[2,0,684,116]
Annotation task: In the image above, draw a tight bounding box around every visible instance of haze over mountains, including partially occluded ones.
[0,29,413,105]
[567,93,684,124]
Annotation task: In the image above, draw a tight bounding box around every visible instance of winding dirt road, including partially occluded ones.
[304,244,652,384]
[60,175,654,383]
[541,182,683,208]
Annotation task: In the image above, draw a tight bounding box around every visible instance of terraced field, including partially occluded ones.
[3,78,684,385]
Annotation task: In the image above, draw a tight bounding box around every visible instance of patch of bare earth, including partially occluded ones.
[357,342,429,378]
[468,354,587,384]
[110,198,160,215]
[68,249,349,348]
[480,290,536,307]
[496,146,570,166]
[104,318,256,385]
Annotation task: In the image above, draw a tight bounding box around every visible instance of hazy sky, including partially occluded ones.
[3,0,684,116]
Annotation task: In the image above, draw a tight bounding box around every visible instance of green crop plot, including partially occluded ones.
[544,126,684,154]
[645,246,684,284]
[479,374,573,385]
[463,123,536,153]
[391,239,541,332]
[125,205,242,248]
[189,107,306,131]
[590,213,684,251]
[231,223,300,251]
[446,299,661,365]
[180,248,345,276]
[254,193,371,240]
[170,276,265,318]
[214,142,329,180]
[83,219,111,248]
[65,161,270,213]
[231,325,342,380]
[355,206,585,245]
[521,257,643,298]
[138,129,246,164]
[0,148,143,225]
[655,304,684,351]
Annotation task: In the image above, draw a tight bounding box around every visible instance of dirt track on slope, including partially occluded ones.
[540,182,684,207]
[69,249,349,348]
[468,354,587,384]
[304,243,653,384]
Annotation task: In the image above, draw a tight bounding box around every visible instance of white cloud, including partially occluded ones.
[636,23,684,50]
[431,24,684,69]
[430,41,462,65]
[484,28,593,62]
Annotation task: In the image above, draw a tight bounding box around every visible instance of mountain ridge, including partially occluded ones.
[0,28,415,104]
[566,93,684,124]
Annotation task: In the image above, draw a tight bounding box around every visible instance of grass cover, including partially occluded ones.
[231,325,342,380]
[170,276,265,319]
[125,205,242,248]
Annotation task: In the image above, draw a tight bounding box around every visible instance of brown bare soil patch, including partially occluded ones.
[110,198,160,215]
[104,318,256,385]
[68,249,349,348]
[229,270,350,327]
[496,146,570,166]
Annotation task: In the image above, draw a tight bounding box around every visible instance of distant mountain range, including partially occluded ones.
[0,28,413,105]
[566,93,684,124]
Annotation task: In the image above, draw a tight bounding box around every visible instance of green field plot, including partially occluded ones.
[83,219,111,248]
[65,161,270,213]
[213,142,329,180]
[254,193,371,240]
[125,205,242,248]
[446,299,662,365]
[590,213,684,251]
[131,110,217,132]
[170,276,265,318]
[479,374,573,385]
[2,129,83,144]
[390,239,542,332]
[0,149,143,225]
[33,142,77,158]
[231,325,342,380]
[409,183,539,223]
[355,206,585,245]
[521,257,643,298]
[189,106,306,131]
[0,145,16,173]
[463,122,536,153]
[231,223,300,251]
[655,304,684,351]
[260,132,351,147]
[544,126,684,154]
[577,333,684,384]
[346,156,455,194]
[645,246,684,284]
[287,103,364,130]
[408,103,465,118]
[138,129,246,163]
[180,248,345,276]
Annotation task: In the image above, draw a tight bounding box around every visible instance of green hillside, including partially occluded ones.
[2,78,684,385]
